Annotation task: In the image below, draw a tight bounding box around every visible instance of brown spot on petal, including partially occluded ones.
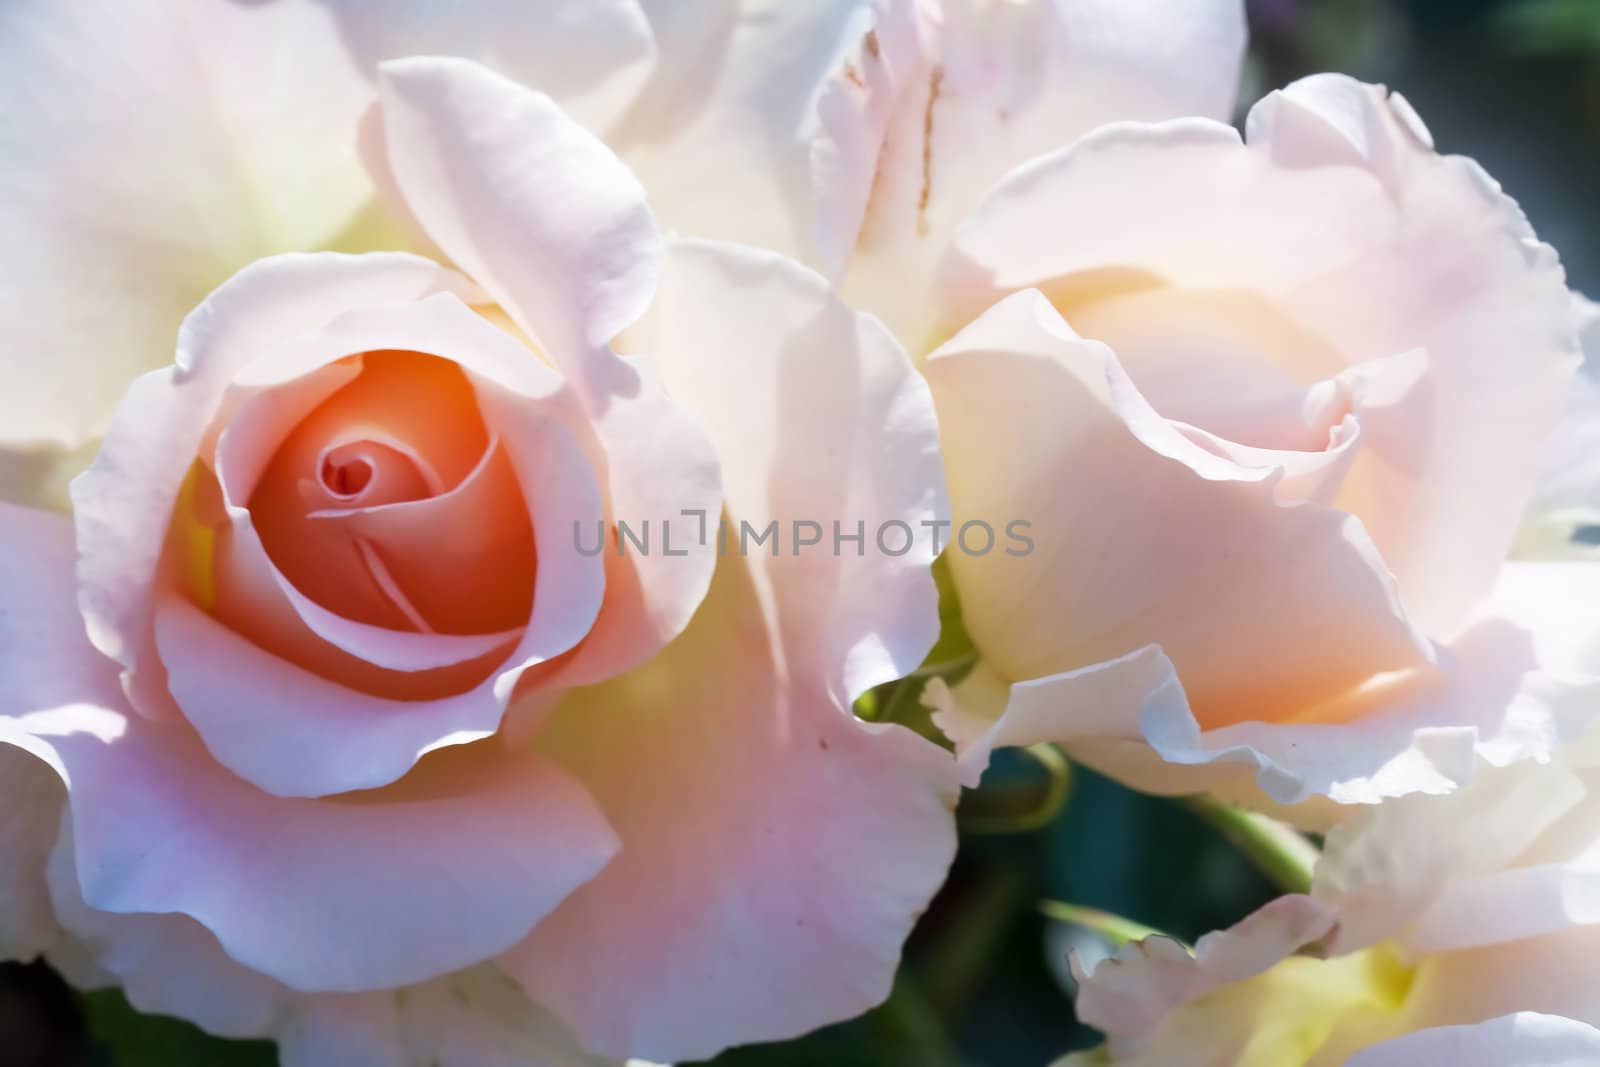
[917,66,943,237]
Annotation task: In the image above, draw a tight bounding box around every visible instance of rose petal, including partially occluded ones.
[1071,895,1335,1044]
[942,75,1580,636]
[0,1,324,451]
[46,823,293,1039]
[6,501,621,991]
[375,59,722,694]
[306,442,534,636]
[155,594,505,797]
[213,514,522,677]
[295,0,656,135]
[500,240,955,1061]
[476,356,718,698]
[941,606,1599,822]
[926,646,1224,795]
[501,562,958,1062]
[72,253,477,718]
[1476,560,1600,679]
[0,0,654,455]
[34,708,618,992]
[633,238,948,698]
[92,278,619,796]
[396,967,646,1067]
[815,0,1247,344]
[223,289,611,668]
[1345,1014,1600,1067]
[612,0,875,263]
[279,995,408,1067]
[1313,759,1589,955]
[1522,296,1600,555]
[1370,930,1600,1053]
[926,290,1431,728]
[273,966,661,1067]
[919,293,1594,817]
[378,57,658,391]
[215,355,446,635]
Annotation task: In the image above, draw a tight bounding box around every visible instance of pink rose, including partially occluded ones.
[0,0,657,501]
[0,58,957,1064]
[920,75,1600,822]
[1063,736,1600,1065]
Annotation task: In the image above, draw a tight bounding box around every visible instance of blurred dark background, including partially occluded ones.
[3,2,1598,1065]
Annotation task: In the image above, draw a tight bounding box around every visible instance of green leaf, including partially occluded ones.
[853,554,976,745]
[1495,0,1600,53]
[83,989,277,1067]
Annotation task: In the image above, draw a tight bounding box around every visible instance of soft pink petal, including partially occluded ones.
[35,709,618,992]
[0,502,125,716]
[213,355,441,636]
[924,294,1593,817]
[954,608,1597,821]
[483,354,720,701]
[0,0,654,456]
[273,966,653,1067]
[251,0,657,136]
[1482,561,1600,678]
[155,595,511,798]
[612,0,872,263]
[0,1,310,451]
[224,290,612,666]
[1072,895,1335,1044]
[810,0,939,282]
[305,441,533,636]
[71,253,476,718]
[501,562,958,1061]
[943,76,1580,636]
[924,648,1209,794]
[1369,929,1600,1048]
[1522,296,1600,555]
[1164,343,1428,509]
[1407,861,1600,956]
[278,996,408,1067]
[1314,759,1590,954]
[8,499,622,992]
[213,516,521,678]
[378,57,658,390]
[397,966,644,1067]
[45,822,294,1039]
[228,350,507,635]
[500,243,959,1059]
[375,59,723,692]
[925,290,1430,728]
[84,270,624,797]
[817,0,1247,344]
[179,311,616,792]
[1345,1014,1600,1067]
[632,238,947,698]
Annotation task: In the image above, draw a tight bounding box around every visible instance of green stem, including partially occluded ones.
[1038,900,1174,947]
[875,971,964,1067]
[1186,796,1319,895]
[960,744,1074,834]
[921,863,1030,1015]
